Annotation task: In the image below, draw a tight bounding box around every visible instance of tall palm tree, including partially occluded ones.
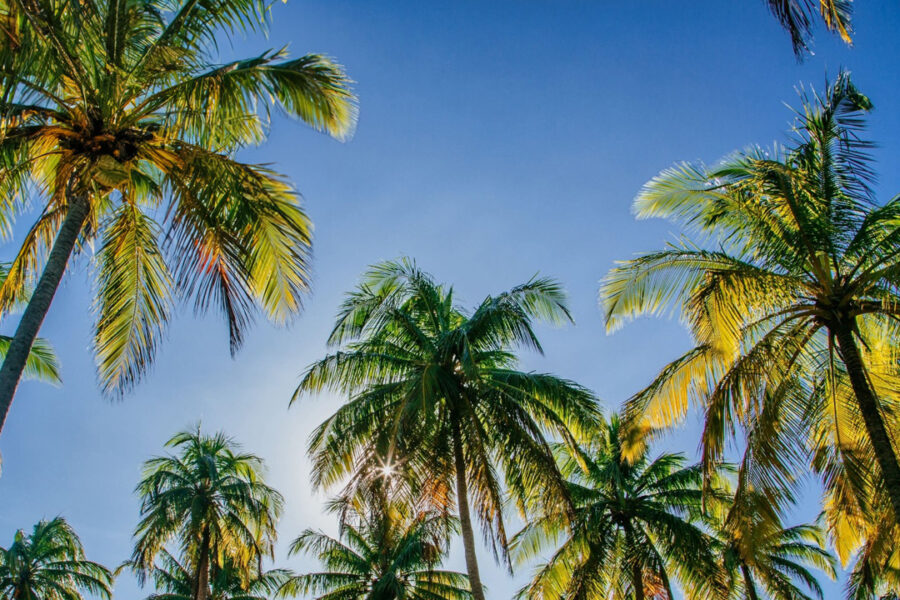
[512,415,721,600]
[0,0,356,433]
[294,259,601,600]
[131,428,284,600]
[601,72,900,520]
[0,517,114,600]
[281,493,472,600]
[761,0,852,57]
[137,549,292,600]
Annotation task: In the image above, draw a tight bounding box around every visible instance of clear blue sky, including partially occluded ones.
[3,1,900,598]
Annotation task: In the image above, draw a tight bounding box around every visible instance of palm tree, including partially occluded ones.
[706,484,835,600]
[601,72,900,520]
[761,0,852,57]
[131,428,284,600]
[0,517,114,600]
[281,493,472,600]
[137,549,292,600]
[0,0,356,433]
[512,415,721,600]
[294,259,601,600]
[714,523,835,600]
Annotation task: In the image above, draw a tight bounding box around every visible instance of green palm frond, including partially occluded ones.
[0,260,61,383]
[164,150,313,354]
[0,334,60,382]
[94,204,173,393]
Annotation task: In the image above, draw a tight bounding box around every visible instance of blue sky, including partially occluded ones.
[3,1,900,598]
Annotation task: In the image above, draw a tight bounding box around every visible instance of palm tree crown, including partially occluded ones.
[282,493,472,600]
[131,428,284,600]
[294,259,601,600]
[601,72,900,524]
[0,517,114,600]
[513,415,720,600]
[0,0,356,434]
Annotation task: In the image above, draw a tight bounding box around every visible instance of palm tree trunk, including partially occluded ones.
[195,525,211,600]
[631,560,645,600]
[0,195,90,435]
[451,417,486,600]
[658,564,674,599]
[625,527,644,600]
[834,320,900,520]
[740,563,759,600]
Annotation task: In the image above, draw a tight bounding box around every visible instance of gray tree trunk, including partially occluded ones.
[0,195,90,435]
[631,560,645,600]
[740,563,759,600]
[194,525,211,600]
[452,418,486,600]
[834,320,900,520]
[625,527,644,600]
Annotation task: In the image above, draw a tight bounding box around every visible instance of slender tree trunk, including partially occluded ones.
[451,417,486,600]
[631,560,645,600]
[625,527,644,600]
[833,320,900,520]
[0,195,90,436]
[658,564,674,600]
[195,525,211,600]
[740,564,759,600]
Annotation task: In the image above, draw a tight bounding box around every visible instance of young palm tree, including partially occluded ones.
[281,494,472,600]
[0,517,114,600]
[294,259,601,600]
[601,72,900,520]
[761,0,852,56]
[714,523,835,600]
[705,483,835,600]
[512,415,721,600]
[0,0,356,432]
[138,549,292,600]
[131,428,284,600]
